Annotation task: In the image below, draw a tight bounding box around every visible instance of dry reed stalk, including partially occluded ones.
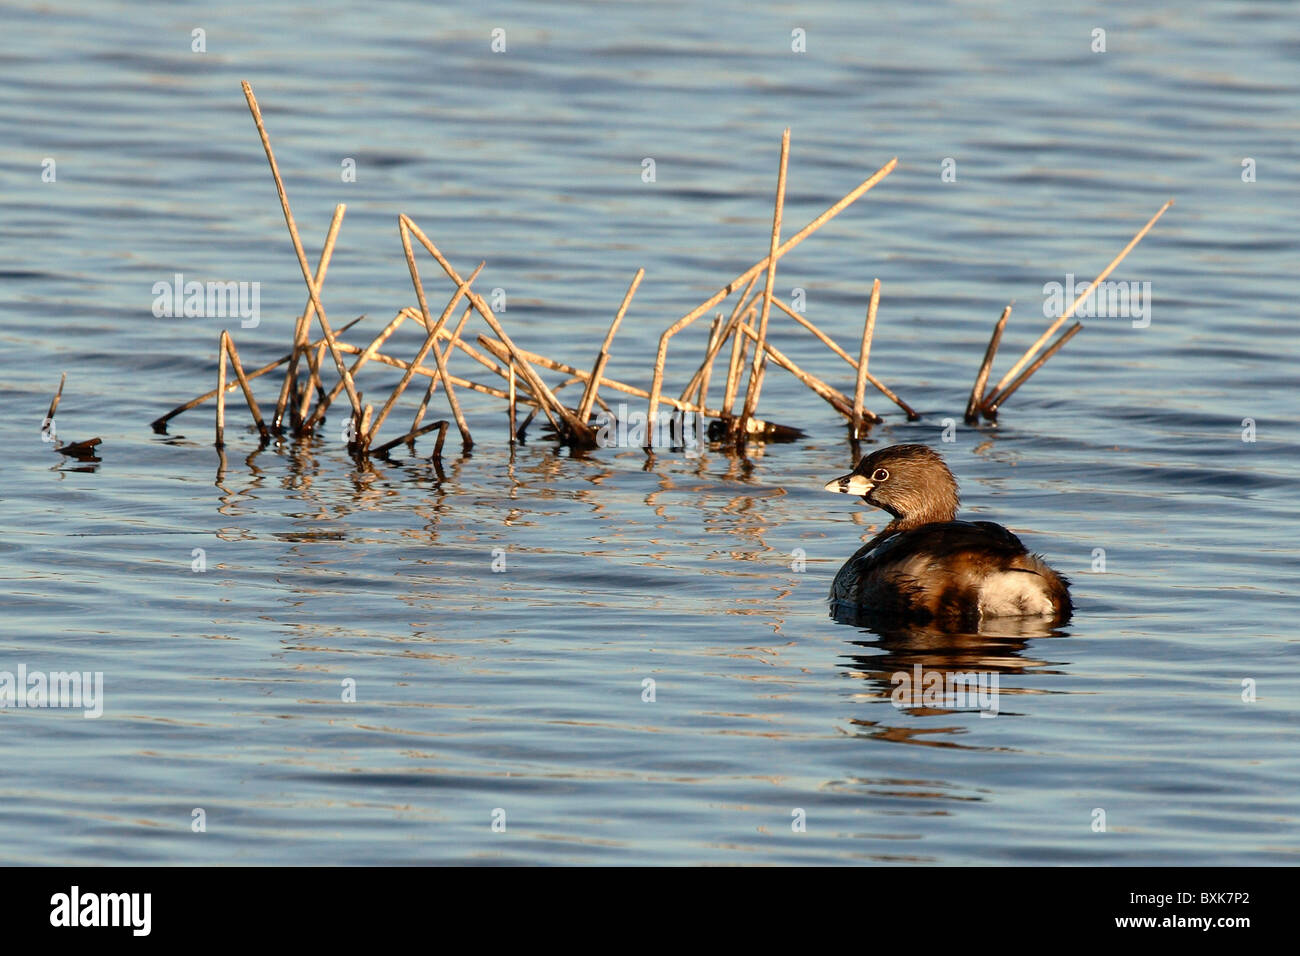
[677,275,761,405]
[477,337,631,402]
[42,372,65,438]
[444,328,609,411]
[644,155,898,428]
[515,405,541,435]
[679,314,724,407]
[739,128,791,431]
[440,301,476,362]
[852,279,881,437]
[241,82,362,426]
[411,376,437,438]
[427,318,511,378]
[411,335,466,437]
[299,339,330,423]
[412,303,475,435]
[573,382,610,414]
[722,337,746,418]
[445,335,519,385]
[367,227,481,449]
[722,304,755,417]
[273,203,345,431]
[150,316,365,430]
[964,303,1012,424]
[678,280,762,406]
[304,309,413,430]
[363,288,466,441]
[432,419,450,460]
[444,301,476,342]
[575,351,609,417]
[738,321,858,420]
[508,361,517,442]
[549,376,609,413]
[403,219,572,434]
[369,419,449,457]
[222,334,270,441]
[358,403,373,444]
[697,316,723,411]
[393,305,480,359]
[477,336,723,417]
[982,322,1082,417]
[411,306,498,394]
[985,200,1173,402]
[285,372,302,432]
[334,343,525,402]
[577,268,644,422]
[471,338,566,429]
[401,216,594,443]
[767,296,912,419]
[216,332,228,447]
[390,224,480,444]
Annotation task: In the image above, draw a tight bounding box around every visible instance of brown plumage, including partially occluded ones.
[824,444,1071,627]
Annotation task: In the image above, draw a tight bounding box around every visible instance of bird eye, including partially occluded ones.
[871,468,889,482]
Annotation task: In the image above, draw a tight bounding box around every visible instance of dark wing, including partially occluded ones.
[830,521,1033,622]
[862,520,1028,569]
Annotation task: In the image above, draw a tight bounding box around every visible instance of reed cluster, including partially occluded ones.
[152,83,1169,460]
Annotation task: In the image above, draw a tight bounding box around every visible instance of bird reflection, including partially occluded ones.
[831,604,1070,748]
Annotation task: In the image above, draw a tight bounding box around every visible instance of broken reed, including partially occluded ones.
[156,81,1168,463]
[39,372,102,460]
[964,199,1174,423]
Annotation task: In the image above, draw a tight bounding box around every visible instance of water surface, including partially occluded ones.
[1,1,1297,864]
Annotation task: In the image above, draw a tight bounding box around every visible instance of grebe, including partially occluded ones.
[824,444,1071,626]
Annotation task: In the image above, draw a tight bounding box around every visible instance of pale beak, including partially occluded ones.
[824,473,874,496]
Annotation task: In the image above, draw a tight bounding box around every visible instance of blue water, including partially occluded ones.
[1,1,1296,864]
